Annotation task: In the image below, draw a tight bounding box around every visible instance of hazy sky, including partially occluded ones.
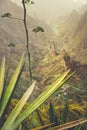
[11,0,87,24]
[73,0,87,4]
[11,0,87,5]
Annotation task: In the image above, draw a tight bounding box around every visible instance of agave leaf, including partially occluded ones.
[74,125,82,130]
[1,81,36,130]
[62,101,69,123]
[31,122,55,130]
[48,118,87,130]
[11,70,74,130]
[36,109,45,126]
[17,124,22,130]
[4,57,11,87]
[49,102,56,123]
[0,57,5,99]
[49,101,59,127]
[0,53,24,118]
[31,116,40,128]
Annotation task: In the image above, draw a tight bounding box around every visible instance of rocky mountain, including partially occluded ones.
[0,0,56,97]
[0,0,87,101]
[78,4,87,14]
[57,9,87,65]
[33,5,87,99]
[52,7,87,92]
[0,0,54,62]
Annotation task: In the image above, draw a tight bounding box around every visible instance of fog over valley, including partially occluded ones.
[11,0,87,25]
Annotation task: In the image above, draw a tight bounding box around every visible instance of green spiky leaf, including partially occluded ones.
[11,70,74,130]
[31,123,55,130]
[0,57,5,99]
[0,53,24,118]
[1,81,36,130]
[48,118,87,130]
[49,102,56,123]
[62,101,69,123]
[37,109,45,126]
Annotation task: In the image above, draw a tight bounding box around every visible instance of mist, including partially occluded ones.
[0,0,87,128]
[11,0,86,25]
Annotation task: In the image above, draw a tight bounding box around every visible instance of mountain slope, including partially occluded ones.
[0,0,55,97]
[57,9,87,65]
[33,7,87,97]
[0,0,53,59]
[67,11,87,65]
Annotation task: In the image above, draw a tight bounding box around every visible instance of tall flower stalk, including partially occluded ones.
[22,0,32,84]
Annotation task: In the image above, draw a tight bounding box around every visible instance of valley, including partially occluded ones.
[0,0,87,129]
[0,0,87,101]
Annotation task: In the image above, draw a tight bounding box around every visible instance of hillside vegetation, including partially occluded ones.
[0,0,87,100]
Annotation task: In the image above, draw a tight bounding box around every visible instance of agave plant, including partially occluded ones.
[32,101,87,130]
[0,53,75,130]
[0,53,36,130]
